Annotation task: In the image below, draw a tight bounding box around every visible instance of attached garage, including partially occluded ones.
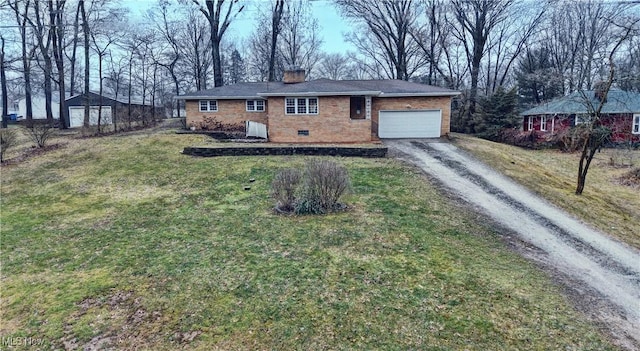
[68,106,113,128]
[378,110,442,138]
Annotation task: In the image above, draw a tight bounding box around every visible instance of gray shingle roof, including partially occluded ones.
[521,90,640,115]
[177,79,459,99]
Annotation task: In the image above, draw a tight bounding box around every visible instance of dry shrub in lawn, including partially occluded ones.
[295,160,351,215]
[24,122,56,148]
[271,168,302,212]
[271,160,351,215]
[0,128,19,162]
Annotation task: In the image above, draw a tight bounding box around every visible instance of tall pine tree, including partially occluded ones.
[474,86,520,141]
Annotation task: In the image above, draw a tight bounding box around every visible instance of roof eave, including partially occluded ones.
[380,92,461,97]
[176,95,265,100]
[257,91,382,97]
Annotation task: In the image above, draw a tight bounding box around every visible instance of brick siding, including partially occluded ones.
[268,96,372,143]
[185,99,268,129]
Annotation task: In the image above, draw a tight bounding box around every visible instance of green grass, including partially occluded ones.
[451,133,640,250]
[0,130,618,350]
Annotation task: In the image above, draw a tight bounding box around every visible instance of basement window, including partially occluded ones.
[298,130,309,136]
[633,114,640,134]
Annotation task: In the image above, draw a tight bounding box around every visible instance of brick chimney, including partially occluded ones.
[283,68,306,84]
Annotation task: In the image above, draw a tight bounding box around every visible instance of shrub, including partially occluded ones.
[499,128,548,149]
[548,126,588,152]
[271,160,351,215]
[271,168,302,212]
[0,128,19,162]
[24,122,55,148]
[196,116,244,132]
[294,160,351,215]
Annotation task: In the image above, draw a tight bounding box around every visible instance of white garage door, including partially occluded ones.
[378,110,442,138]
[69,106,113,128]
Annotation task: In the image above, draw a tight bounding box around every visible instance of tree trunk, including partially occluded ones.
[50,0,68,129]
[128,53,133,129]
[1,36,8,129]
[268,0,284,82]
[98,54,103,133]
[80,0,90,128]
[69,1,81,95]
[212,33,223,87]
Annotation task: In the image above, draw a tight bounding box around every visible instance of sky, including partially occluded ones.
[124,0,354,54]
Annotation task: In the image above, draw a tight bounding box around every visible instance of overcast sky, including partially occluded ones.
[125,0,353,54]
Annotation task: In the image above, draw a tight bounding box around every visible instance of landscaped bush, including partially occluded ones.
[498,128,548,149]
[547,126,588,152]
[193,116,244,132]
[271,159,351,215]
[24,122,55,148]
[271,168,302,212]
[0,128,19,162]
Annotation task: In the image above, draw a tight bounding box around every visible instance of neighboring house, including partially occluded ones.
[17,95,60,119]
[177,69,460,143]
[65,92,153,128]
[521,90,640,142]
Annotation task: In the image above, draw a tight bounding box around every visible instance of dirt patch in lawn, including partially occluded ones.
[59,290,199,350]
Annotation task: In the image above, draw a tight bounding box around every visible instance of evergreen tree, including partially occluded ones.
[515,47,563,107]
[228,49,246,84]
[474,86,520,141]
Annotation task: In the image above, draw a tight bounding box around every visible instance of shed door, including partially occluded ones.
[69,106,113,128]
[378,110,442,138]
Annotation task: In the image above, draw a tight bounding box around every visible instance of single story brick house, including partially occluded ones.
[176,69,460,143]
[521,90,640,143]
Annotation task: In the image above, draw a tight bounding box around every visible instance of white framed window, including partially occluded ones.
[199,100,217,112]
[633,114,640,134]
[246,100,265,112]
[527,116,533,131]
[540,116,547,131]
[285,97,319,115]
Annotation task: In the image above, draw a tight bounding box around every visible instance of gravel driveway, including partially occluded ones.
[387,139,640,350]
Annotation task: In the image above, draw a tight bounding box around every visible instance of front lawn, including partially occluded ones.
[0,131,617,350]
[452,134,640,250]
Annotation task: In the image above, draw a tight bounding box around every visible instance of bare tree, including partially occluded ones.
[1,35,8,128]
[411,0,449,85]
[50,0,69,129]
[80,0,90,127]
[336,0,424,80]
[191,0,244,87]
[9,0,36,126]
[268,0,285,81]
[449,0,514,128]
[179,6,211,90]
[279,0,322,78]
[67,0,82,95]
[575,17,639,195]
[317,52,350,80]
[150,0,182,118]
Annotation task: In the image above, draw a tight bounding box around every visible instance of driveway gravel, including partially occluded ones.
[387,139,640,350]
